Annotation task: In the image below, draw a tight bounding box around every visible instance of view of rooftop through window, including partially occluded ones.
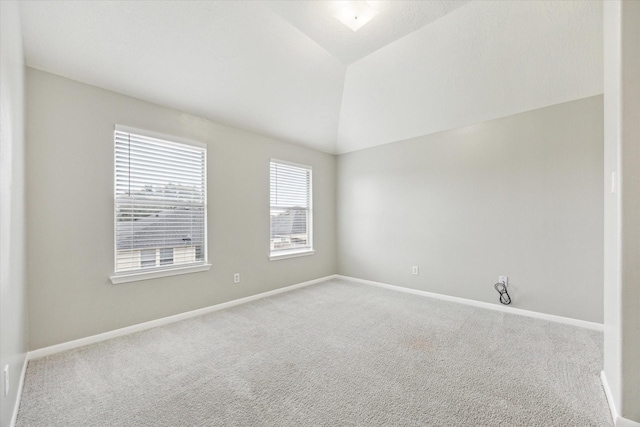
[270,160,312,255]
[114,128,207,273]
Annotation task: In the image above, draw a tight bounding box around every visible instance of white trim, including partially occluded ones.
[269,159,314,260]
[28,275,337,360]
[336,275,604,331]
[9,355,28,427]
[269,249,315,261]
[269,158,314,171]
[112,125,209,280]
[601,372,640,427]
[114,124,207,149]
[110,263,212,284]
[203,141,209,272]
[601,371,618,423]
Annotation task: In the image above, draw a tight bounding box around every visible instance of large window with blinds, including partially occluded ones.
[270,160,313,260]
[112,126,208,281]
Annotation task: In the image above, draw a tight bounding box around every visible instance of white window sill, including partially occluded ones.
[269,249,315,261]
[110,263,211,284]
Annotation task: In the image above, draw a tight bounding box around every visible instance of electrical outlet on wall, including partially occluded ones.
[498,276,508,287]
[412,266,419,275]
[3,364,8,397]
[233,273,240,284]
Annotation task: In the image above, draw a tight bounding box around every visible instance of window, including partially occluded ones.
[111,126,209,284]
[159,248,173,266]
[140,249,157,269]
[270,160,313,260]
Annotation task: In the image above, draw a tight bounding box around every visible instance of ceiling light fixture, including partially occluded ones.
[333,1,379,32]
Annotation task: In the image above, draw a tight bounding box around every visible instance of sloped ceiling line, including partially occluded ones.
[19,1,603,155]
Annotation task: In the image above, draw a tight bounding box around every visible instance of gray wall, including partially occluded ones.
[0,2,28,426]
[603,0,640,422]
[619,2,640,419]
[26,68,336,350]
[337,96,604,323]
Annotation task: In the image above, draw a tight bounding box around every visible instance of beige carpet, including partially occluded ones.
[17,278,612,426]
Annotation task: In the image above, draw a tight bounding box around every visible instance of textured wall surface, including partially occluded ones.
[26,68,337,350]
[337,96,604,323]
[0,2,28,426]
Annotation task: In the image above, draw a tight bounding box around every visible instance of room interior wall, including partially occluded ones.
[619,1,640,419]
[603,0,640,422]
[25,68,336,350]
[0,2,28,426]
[337,96,604,323]
[603,0,623,415]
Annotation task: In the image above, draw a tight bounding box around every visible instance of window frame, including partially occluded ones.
[269,159,315,261]
[110,125,211,284]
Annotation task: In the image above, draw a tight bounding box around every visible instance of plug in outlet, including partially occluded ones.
[3,364,8,397]
[498,276,508,287]
[412,266,419,275]
[233,273,240,284]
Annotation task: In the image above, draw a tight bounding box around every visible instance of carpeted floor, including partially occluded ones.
[17,279,612,426]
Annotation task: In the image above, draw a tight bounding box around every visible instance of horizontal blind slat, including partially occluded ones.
[115,149,204,169]
[269,160,312,254]
[116,132,203,155]
[115,129,207,272]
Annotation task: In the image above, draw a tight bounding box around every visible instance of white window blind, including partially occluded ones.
[270,160,312,256]
[114,127,207,274]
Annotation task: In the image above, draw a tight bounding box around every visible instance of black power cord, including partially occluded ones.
[494,282,511,305]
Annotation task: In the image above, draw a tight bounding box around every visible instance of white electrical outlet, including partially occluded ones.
[3,364,8,397]
[412,266,419,275]
[233,273,240,284]
[498,276,508,286]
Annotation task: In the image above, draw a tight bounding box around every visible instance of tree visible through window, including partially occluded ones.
[270,160,313,258]
[114,127,207,273]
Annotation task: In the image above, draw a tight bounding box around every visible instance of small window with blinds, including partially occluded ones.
[113,126,208,280]
[270,160,314,260]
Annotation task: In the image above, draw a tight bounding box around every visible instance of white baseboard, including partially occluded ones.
[28,275,336,360]
[9,354,28,427]
[15,273,633,427]
[601,372,640,427]
[602,371,618,423]
[336,275,604,331]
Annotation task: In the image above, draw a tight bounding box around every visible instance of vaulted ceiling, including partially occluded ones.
[19,1,603,154]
